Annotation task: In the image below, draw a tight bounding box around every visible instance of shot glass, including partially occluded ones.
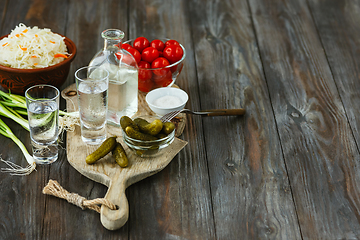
[25,85,60,164]
[75,66,109,145]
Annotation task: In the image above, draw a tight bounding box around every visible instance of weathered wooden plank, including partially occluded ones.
[308,0,360,160]
[0,0,131,239]
[0,0,8,34]
[43,0,131,239]
[250,0,360,238]
[0,119,50,240]
[0,0,67,34]
[126,0,216,239]
[187,0,302,239]
[0,0,68,239]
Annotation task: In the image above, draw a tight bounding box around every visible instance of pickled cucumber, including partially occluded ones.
[112,142,128,168]
[161,122,176,135]
[120,116,139,131]
[133,118,149,130]
[140,119,163,136]
[86,137,117,164]
[125,126,158,141]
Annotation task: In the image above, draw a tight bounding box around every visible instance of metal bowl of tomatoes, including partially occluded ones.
[123,37,185,92]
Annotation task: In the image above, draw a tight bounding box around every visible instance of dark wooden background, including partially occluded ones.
[1,0,360,239]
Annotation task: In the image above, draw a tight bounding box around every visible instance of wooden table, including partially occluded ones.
[1,0,360,239]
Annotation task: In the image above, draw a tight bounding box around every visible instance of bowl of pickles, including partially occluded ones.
[120,115,175,157]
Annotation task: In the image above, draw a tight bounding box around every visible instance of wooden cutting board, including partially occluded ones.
[61,84,188,230]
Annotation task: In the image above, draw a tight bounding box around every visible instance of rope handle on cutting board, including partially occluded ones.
[42,179,117,212]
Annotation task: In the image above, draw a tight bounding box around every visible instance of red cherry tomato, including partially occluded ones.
[138,61,152,81]
[163,45,183,63]
[138,78,154,92]
[165,39,180,47]
[151,57,170,76]
[133,37,150,53]
[138,60,151,69]
[141,47,159,63]
[127,48,141,63]
[153,70,173,87]
[121,43,133,51]
[150,39,165,51]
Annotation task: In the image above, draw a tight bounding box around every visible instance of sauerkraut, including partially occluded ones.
[0,23,69,69]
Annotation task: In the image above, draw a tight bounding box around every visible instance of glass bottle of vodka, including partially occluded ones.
[89,29,138,126]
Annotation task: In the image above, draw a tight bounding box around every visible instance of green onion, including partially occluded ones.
[13,108,27,116]
[0,90,79,118]
[0,89,79,133]
[0,118,36,175]
[0,101,29,131]
[0,90,26,106]
[0,89,79,175]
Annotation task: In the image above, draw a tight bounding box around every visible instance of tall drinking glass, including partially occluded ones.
[25,85,60,164]
[75,66,109,145]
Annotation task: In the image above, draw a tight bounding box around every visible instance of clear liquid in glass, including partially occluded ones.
[28,101,59,163]
[77,80,108,144]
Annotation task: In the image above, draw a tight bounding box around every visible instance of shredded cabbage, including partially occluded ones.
[0,23,69,69]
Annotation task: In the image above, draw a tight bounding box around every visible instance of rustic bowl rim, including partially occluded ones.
[0,33,77,73]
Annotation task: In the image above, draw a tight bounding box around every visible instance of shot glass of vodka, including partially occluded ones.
[25,85,60,164]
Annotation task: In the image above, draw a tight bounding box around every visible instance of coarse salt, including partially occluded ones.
[153,95,182,108]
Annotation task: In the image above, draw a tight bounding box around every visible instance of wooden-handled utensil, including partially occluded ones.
[160,108,246,122]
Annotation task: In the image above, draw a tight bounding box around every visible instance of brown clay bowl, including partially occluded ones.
[0,34,77,94]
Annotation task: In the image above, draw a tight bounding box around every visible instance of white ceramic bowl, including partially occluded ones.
[146,87,188,116]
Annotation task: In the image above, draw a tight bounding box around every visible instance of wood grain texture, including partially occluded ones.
[308,0,360,159]
[0,0,68,239]
[44,1,131,239]
[127,1,217,239]
[308,0,360,237]
[0,119,49,240]
[2,0,360,239]
[188,0,302,239]
[0,0,68,34]
[251,0,360,238]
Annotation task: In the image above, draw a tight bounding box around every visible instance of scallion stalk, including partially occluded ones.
[13,108,27,116]
[0,118,36,175]
[0,101,29,131]
[0,90,79,118]
[0,89,79,175]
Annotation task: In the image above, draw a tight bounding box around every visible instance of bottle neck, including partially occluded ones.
[103,39,121,50]
[101,29,124,50]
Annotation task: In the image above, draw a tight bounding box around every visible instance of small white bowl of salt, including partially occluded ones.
[146,87,188,116]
